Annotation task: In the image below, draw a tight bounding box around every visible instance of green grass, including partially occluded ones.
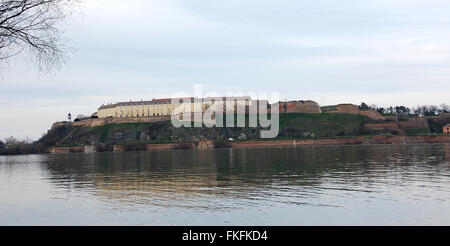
[278,113,369,137]
[405,128,430,136]
[92,122,169,143]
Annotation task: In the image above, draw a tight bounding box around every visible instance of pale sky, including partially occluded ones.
[1,0,450,140]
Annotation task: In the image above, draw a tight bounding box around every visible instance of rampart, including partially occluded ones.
[52,115,172,129]
[48,135,450,154]
[321,104,385,120]
[279,100,322,114]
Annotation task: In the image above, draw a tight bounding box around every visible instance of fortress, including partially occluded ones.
[43,96,450,155]
[97,97,254,119]
[96,97,385,120]
[55,97,386,129]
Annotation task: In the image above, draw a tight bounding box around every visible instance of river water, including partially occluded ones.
[1,143,450,225]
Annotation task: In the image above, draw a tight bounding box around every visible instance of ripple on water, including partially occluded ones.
[1,143,450,225]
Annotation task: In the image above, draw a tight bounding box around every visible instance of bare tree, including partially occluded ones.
[0,0,80,71]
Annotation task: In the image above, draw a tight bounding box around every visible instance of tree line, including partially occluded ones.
[358,102,449,117]
[0,136,46,155]
[0,0,80,71]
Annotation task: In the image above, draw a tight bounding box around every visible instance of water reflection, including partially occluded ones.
[445,143,450,161]
[1,143,450,225]
[38,144,450,209]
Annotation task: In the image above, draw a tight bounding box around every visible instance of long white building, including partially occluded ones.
[97,97,253,118]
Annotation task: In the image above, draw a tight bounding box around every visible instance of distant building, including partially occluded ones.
[444,124,450,134]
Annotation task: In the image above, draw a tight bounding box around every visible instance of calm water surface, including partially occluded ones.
[1,143,450,225]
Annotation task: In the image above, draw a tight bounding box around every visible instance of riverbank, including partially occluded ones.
[2,112,447,156]
[3,144,450,225]
[48,135,450,154]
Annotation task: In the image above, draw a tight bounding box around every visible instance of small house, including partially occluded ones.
[444,124,450,134]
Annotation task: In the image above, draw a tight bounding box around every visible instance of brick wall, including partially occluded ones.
[279,100,322,114]
[49,147,84,154]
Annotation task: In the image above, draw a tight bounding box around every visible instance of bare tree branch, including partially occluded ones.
[0,0,80,72]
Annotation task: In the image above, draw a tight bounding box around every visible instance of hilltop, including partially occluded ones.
[38,112,450,152]
[2,101,450,155]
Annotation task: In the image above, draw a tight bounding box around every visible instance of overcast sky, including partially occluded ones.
[1,0,450,140]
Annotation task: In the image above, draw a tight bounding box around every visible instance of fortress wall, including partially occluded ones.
[359,110,385,121]
[279,100,322,114]
[49,146,84,154]
[113,145,125,152]
[113,143,196,152]
[322,104,359,115]
[364,122,401,133]
[384,116,399,121]
[51,122,69,130]
[229,135,450,148]
[106,116,171,125]
[52,136,450,154]
[197,140,215,150]
[84,145,96,153]
[335,104,360,114]
[52,116,173,129]
[145,143,182,150]
[91,119,105,127]
[322,104,385,120]
[398,118,429,130]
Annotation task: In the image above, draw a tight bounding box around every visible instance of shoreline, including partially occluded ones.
[47,135,450,154]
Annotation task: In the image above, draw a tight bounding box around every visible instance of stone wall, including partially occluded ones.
[51,135,450,154]
[398,118,429,130]
[113,143,195,151]
[84,145,96,153]
[359,110,385,120]
[49,146,84,154]
[323,104,360,114]
[279,100,322,114]
[363,118,431,135]
[52,115,172,129]
[229,135,450,148]
[197,140,215,150]
[321,104,384,120]
[364,122,401,134]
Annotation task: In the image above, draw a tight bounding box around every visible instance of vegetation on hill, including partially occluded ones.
[279,113,368,137]
[36,113,372,149]
[2,112,450,155]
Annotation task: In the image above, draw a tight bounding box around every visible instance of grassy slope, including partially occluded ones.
[41,113,446,147]
[279,113,369,137]
[77,113,369,143]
